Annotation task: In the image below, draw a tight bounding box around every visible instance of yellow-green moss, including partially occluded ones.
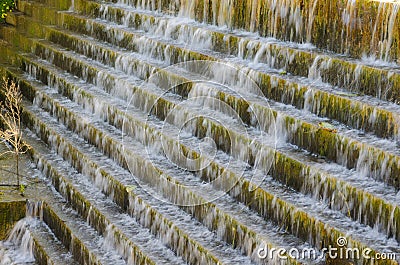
[0,200,26,240]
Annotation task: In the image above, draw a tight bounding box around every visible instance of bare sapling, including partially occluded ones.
[0,77,31,186]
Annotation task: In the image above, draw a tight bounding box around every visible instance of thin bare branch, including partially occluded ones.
[0,77,31,185]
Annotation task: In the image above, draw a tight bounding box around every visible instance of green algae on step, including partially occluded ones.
[6,25,400,194]
[2,0,400,264]
[3,33,400,247]
[28,219,80,265]
[28,139,207,265]
[3,57,398,265]
[76,0,400,104]
[40,199,127,265]
[6,3,399,146]
[19,76,301,265]
[22,76,398,265]
[89,0,400,63]
[0,200,26,240]
[18,0,72,11]
[26,128,265,265]
[8,3,400,149]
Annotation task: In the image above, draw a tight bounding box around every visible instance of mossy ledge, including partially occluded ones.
[2,30,400,246]
[0,0,399,264]
[91,0,400,63]
[1,52,394,264]
[3,19,400,193]
[0,200,26,240]
[7,1,400,154]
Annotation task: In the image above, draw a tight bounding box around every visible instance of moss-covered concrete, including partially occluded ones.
[0,141,32,241]
[104,0,400,63]
[3,22,400,244]
[0,200,26,240]
[1,0,399,264]
[70,0,400,63]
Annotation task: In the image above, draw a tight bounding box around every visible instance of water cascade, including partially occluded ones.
[0,201,43,265]
[0,219,35,265]
[369,1,400,63]
[0,0,400,264]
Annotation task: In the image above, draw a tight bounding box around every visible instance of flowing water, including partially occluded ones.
[0,219,36,265]
[0,0,400,264]
[0,202,42,265]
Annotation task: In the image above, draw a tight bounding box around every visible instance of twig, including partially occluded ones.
[0,77,31,185]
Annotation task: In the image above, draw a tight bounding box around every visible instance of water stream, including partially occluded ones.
[1,0,400,264]
[0,202,42,265]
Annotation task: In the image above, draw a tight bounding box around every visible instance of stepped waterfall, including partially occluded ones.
[0,0,400,264]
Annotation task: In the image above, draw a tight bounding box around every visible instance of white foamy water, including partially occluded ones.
[0,218,36,265]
